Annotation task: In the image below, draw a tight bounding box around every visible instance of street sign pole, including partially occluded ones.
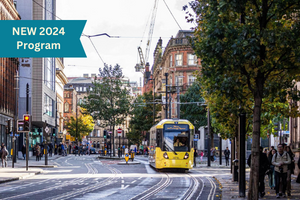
[44,121,48,166]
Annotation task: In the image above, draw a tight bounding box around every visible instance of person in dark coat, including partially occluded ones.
[247,147,269,198]
[22,145,26,160]
[194,148,198,167]
[224,147,230,166]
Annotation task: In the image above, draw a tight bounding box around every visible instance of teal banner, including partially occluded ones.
[0,20,86,57]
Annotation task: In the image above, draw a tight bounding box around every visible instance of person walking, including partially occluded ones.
[247,147,269,198]
[35,144,40,161]
[268,149,277,189]
[272,144,291,198]
[213,148,217,162]
[1,146,9,167]
[22,144,26,160]
[200,151,204,162]
[286,146,295,197]
[49,143,53,157]
[210,148,214,162]
[61,143,65,156]
[194,148,198,167]
[259,146,269,198]
[224,147,230,166]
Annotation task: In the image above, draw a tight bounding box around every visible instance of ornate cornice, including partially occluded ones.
[0,0,20,20]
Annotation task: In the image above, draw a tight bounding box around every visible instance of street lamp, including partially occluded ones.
[148,78,155,125]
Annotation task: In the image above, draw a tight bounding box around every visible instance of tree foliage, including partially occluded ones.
[82,64,131,127]
[82,64,131,155]
[66,113,94,141]
[180,82,207,130]
[185,0,300,199]
[127,91,162,145]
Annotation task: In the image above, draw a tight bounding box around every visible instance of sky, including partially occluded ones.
[56,0,194,85]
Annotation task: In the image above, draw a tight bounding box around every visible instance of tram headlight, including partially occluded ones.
[184,153,189,159]
[163,152,169,159]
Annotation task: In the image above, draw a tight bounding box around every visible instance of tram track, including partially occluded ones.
[43,162,122,200]
[130,172,172,200]
[1,159,119,200]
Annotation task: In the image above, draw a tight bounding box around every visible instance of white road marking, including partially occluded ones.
[131,180,136,184]
[121,180,124,183]
[121,185,130,190]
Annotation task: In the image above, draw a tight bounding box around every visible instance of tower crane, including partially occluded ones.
[135,0,159,73]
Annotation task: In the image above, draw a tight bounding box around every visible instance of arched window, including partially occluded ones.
[64,102,69,112]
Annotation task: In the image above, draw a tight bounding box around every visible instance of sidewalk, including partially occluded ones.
[0,154,60,184]
[194,165,300,199]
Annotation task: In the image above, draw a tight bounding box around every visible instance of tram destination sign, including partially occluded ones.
[164,124,188,131]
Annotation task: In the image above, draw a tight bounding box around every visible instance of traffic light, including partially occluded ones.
[274,123,279,131]
[52,128,56,136]
[103,130,107,139]
[23,114,31,132]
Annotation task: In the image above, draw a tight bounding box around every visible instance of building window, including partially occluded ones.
[84,87,86,92]
[67,93,70,98]
[80,87,82,91]
[175,76,183,86]
[188,54,197,65]
[44,94,54,117]
[76,87,79,91]
[79,98,82,104]
[90,87,93,91]
[169,55,173,67]
[64,102,69,112]
[188,75,196,86]
[64,93,66,98]
[175,54,182,66]
[44,58,55,91]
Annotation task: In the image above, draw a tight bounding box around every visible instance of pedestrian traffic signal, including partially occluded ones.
[23,114,31,132]
[103,130,107,139]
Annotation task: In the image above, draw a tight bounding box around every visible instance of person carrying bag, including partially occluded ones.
[296,157,300,184]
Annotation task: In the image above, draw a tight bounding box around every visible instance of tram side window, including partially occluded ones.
[163,131,189,152]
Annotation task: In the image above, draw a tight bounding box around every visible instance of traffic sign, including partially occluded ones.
[125,153,129,163]
[45,126,50,133]
[17,120,24,132]
[109,131,112,134]
[117,128,122,137]
[193,139,198,141]
[194,134,199,139]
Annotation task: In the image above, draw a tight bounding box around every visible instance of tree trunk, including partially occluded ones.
[247,95,262,200]
[211,132,214,148]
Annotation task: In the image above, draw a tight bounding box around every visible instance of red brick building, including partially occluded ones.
[0,0,20,151]
[144,30,201,119]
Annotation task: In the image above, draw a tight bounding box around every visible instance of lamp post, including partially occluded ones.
[165,73,168,119]
[148,78,155,125]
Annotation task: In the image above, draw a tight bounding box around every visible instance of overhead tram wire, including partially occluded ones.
[162,0,183,30]
[32,0,106,64]
[32,0,63,20]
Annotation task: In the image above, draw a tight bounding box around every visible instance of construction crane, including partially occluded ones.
[135,0,159,73]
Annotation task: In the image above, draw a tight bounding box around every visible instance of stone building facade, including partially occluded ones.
[15,0,57,156]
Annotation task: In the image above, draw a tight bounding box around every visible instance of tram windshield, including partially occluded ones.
[163,131,189,152]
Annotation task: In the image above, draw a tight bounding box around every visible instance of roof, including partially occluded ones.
[153,119,194,129]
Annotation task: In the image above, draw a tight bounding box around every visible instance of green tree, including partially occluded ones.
[127,91,162,145]
[180,82,207,130]
[82,64,131,156]
[185,1,300,199]
[66,114,94,141]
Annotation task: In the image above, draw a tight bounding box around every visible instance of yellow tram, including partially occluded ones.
[148,119,195,170]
